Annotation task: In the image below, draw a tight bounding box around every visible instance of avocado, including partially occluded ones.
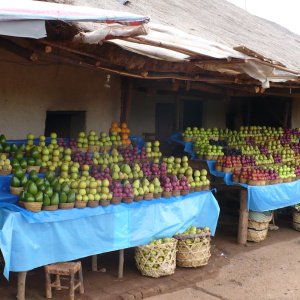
[53,182,61,193]
[59,192,68,203]
[19,144,26,151]
[0,144,3,152]
[45,170,55,182]
[13,167,24,179]
[0,134,6,143]
[45,186,53,197]
[31,147,40,159]
[11,159,20,169]
[50,178,58,187]
[28,181,38,195]
[3,143,10,153]
[24,192,35,202]
[20,175,28,187]
[61,182,70,194]
[19,191,25,201]
[50,192,59,205]
[19,159,27,169]
[11,176,21,188]
[29,170,38,182]
[27,158,35,166]
[36,178,44,187]
[39,184,46,192]
[15,151,24,161]
[44,179,51,187]
[11,144,18,152]
[35,158,42,166]
[43,194,51,206]
[67,191,76,203]
[35,191,43,202]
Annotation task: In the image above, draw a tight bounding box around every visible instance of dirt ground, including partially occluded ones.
[0,214,299,300]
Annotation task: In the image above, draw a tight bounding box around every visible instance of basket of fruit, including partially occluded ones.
[174,226,211,268]
[135,238,177,278]
[292,204,300,231]
[247,211,273,242]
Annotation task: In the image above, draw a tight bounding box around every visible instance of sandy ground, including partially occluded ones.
[148,225,300,300]
[0,216,299,300]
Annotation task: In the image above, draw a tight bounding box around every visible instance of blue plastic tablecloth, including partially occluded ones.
[130,136,145,149]
[0,191,220,279]
[169,132,196,158]
[206,160,300,212]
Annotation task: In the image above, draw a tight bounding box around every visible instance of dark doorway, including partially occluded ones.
[182,100,203,129]
[45,111,86,138]
[155,103,176,141]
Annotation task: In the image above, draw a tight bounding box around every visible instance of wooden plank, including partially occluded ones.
[237,189,249,245]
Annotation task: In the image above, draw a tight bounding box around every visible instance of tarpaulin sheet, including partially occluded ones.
[206,160,300,212]
[169,132,196,158]
[130,136,145,149]
[0,191,219,279]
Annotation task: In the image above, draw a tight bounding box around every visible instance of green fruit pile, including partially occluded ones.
[27,147,42,167]
[11,151,27,170]
[11,167,27,188]
[0,154,12,173]
[0,134,11,154]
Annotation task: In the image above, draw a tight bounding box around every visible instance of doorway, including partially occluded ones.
[45,111,86,138]
[155,103,176,141]
[182,100,203,129]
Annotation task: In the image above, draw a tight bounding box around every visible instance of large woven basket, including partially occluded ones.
[135,240,177,278]
[247,219,269,242]
[175,232,211,268]
[292,211,300,231]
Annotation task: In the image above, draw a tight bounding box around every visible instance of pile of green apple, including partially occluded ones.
[0,154,12,173]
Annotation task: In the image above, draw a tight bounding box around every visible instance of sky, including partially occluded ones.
[226,0,300,35]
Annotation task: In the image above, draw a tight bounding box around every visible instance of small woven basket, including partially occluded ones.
[172,190,180,197]
[135,240,177,278]
[292,211,300,231]
[88,200,99,208]
[194,187,202,192]
[59,202,74,209]
[24,201,42,212]
[134,195,143,202]
[27,166,40,173]
[153,192,162,199]
[175,232,211,268]
[39,167,49,173]
[75,201,87,208]
[162,191,172,198]
[122,197,133,204]
[0,169,11,175]
[100,199,110,207]
[88,145,100,152]
[111,196,122,204]
[144,193,153,200]
[10,186,23,195]
[181,190,190,195]
[42,204,58,211]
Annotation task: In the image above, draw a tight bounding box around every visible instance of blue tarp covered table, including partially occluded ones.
[206,160,300,212]
[169,132,196,158]
[0,191,219,279]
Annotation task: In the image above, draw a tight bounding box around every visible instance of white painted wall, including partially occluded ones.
[0,49,121,139]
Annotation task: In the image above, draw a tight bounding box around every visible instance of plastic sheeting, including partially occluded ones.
[0,191,219,279]
[169,132,196,159]
[206,160,300,212]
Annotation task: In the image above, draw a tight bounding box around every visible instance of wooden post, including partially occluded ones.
[237,189,248,245]
[118,249,124,279]
[69,269,75,300]
[92,255,98,272]
[17,272,27,300]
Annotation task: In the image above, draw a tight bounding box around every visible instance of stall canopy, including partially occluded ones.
[0,0,299,94]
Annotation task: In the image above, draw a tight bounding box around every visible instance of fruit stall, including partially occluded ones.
[0,126,220,299]
[173,126,300,243]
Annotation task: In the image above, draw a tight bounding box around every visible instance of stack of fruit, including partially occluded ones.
[77,132,88,152]
[10,167,27,195]
[27,147,42,173]
[87,130,100,152]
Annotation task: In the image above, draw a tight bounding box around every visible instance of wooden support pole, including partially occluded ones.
[237,189,248,245]
[17,271,27,300]
[92,255,98,272]
[118,249,124,279]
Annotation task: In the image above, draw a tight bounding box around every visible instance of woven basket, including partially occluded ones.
[202,185,210,191]
[24,202,42,212]
[39,167,49,173]
[134,195,144,202]
[292,211,300,231]
[42,204,58,211]
[88,145,100,152]
[111,196,122,204]
[100,199,110,206]
[59,202,74,209]
[10,186,23,195]
[162,191,172,198]
[144,193,153,200]
[194,187,202,192]
[247,219,269,242]
[27,166,40,173]
[75,201,87,208]
[0,169,11,175]
[135,240,177,278]
[122,197,133,204]
[181,190,190,195]
[172,190,180,196]
[153,192,162,199]
[183,137,192,142]
[175,233,211,268]
[88,200,99,208]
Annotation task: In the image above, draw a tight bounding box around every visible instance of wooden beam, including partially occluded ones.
[0,38,33,61]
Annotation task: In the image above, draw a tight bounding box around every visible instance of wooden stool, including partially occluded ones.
[45,261,84,300]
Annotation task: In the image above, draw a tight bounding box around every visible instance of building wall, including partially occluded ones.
[291,97,300,128]
[129,90,227,136]
[0,50,121,139]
